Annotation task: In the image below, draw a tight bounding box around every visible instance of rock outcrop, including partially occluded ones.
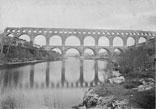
[72,84,131,109]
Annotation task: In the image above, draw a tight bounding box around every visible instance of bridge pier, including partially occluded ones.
[79,60,84,85]
[94,60,99,84]
[46,62,50,87]
[30,65,34,88]
[61,60,66,86]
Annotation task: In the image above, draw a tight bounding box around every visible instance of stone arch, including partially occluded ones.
[50,35,62,45]
[51,48,62,54]
[34,35,46,46]
[113,37,124,46]
[98,48,110,57]
[84,36,95,46]
[19,34,31,42]
[65,48,81,57]
[65,36,80,46]
[84,48,96,56]
[138,37,147,44]
[113,48,123,56]
[127,37,135,46]
[7,33,14,37]
[98,36,109,46]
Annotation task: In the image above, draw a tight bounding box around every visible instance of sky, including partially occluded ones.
[0,0,156,33]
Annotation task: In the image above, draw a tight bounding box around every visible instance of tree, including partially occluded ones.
[0,33,6,54]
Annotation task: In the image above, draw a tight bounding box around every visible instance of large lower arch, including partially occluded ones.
[50,35,62,45]
[138,37,146,44]
[98,48,109,57]
[7,33,14,37]
[98,36,109,46]
[65,48,81,57]
[113,48,123,57]
[127,37,135,46]
[84,48,95,57]
[19,34,30,42]
[51,48,62,54]
[34,35,46,46]
[65,36,80,46]
[84,36,95,46]
[113,37,124,46]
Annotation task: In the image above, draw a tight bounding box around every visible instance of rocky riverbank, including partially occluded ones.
[72,71,155,109]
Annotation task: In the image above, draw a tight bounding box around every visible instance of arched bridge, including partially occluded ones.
[4,27,156,57]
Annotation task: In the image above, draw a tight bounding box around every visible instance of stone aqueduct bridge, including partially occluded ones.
[4,27,156,57]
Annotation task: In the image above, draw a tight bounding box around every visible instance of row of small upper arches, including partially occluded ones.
[8,34,147,46]
[6,29,155,36]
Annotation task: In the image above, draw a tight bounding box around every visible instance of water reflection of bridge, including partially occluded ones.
[17,60,103,89]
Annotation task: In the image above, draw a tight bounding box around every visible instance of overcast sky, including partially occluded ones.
[0,0,156,33]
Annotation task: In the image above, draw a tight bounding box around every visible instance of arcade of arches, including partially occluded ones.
[16,35,148,47]
[5,27,155,57]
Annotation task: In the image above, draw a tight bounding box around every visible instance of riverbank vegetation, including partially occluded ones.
[118,38,155,88]
[0,34,61,64]
[0,45,61,64]
[74,38,155,109]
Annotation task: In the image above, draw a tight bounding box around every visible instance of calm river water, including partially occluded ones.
[0,58,109,109]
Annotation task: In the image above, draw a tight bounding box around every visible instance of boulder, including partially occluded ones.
[137,78,155,91]
[72,84,130,109]
[109,76,125,84]
[112,70,121,77]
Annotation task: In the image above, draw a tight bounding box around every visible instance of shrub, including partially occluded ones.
[130,88,155,109]
[117,38,155,79]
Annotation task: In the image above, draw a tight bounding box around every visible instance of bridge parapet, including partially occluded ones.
[4,27,156,38]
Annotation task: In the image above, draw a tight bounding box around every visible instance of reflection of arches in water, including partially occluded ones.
[127,37,135,46]
[65,48,81,57]
[98,36,109,46]
[34,35,46,46]
[138,37,146,43]
[19,34,30,42]
[83,60,95,82]
[113,48,123,56]
[0,69,23,88]
[65,36,80,46]
[98,60,110,82]
[51,48,62,54]
[113,37,123,46]
[34,63,46,85]
[49,61,62,83]
[65,60,80,82]
[84,48,95,56]
[84,36,95,46]
[50,35,62,45]
[98,48,109,57]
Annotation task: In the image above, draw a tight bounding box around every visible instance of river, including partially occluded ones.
[0,58,109,109]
